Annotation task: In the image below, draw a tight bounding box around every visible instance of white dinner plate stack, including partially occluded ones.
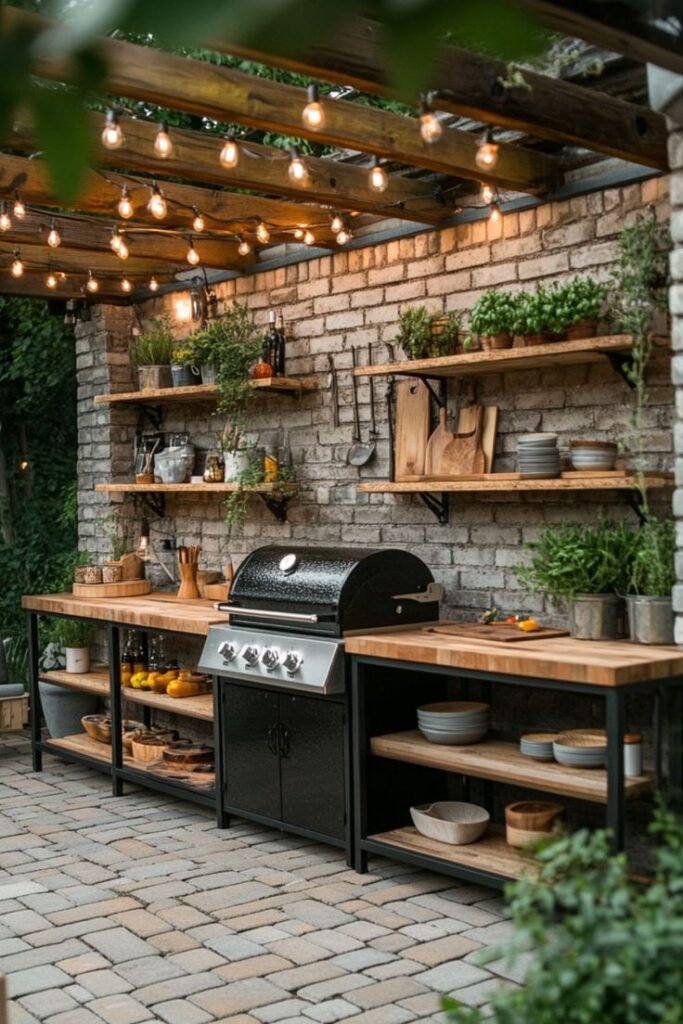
[517,433,561,478]
[417,701,490,746]
[552,729,607,769]
[519,733,557,761]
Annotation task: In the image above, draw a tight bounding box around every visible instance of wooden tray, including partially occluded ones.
[72,579,151,598]
[424,622,570,643]
[401,472,522,482]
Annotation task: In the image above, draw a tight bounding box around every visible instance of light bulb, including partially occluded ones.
[46,272,57,289]
[288,147,309,184]
[149,276,159,292]
[13,194,25,220]
[121,277,132,293]
[369,157,388,192]
[86,271,99,293]
[101,110,124,150]
[419,95,443,144]
[110,229,122,253]
[118,188,134,219]
[219,133,239,169]
[302,84,325,131]
[480,183,494,204]
[237,237,251,256]
[489,201,501,223]
[330,213,344,234]
[154,120,173,159]
[117,240,129,260]
[293,228,304,240]
[336,228,352,245]
[0,203,11,232]
[475,127,499,171]
[192,208,205,233]
[256,220,270,245]
[186,240,200,266]
[147,184,167,220]
[10,253,23,278]
[303,230,315,246]
[47,221,61,248]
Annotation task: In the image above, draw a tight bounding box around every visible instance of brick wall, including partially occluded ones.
[671,131,683,642]
[81,177,673,623]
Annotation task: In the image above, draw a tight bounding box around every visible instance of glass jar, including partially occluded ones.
[203,450,225,483]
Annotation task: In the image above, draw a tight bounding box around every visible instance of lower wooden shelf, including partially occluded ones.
[370,731,653,804]
[358,472,672,495]
[366,826,535,881]
[40,669,214,721]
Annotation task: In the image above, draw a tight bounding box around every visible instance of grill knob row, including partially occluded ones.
[235,643,303,675]
[217,641,237,663]
[282,650,304,675]
[261,647,281,671]
[241,644,260,666]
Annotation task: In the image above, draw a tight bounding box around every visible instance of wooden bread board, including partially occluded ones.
[394,378,430,480]
[425,622,570,643]
[457,405,498,474]
[72,579,152,598]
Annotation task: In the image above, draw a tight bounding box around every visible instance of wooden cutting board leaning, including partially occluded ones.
[394,379,430,479]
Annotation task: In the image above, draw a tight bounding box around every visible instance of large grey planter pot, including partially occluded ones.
[626,595,674,645]
[38,681,98,739]
[200,363,217,385]
[569,594,624,641]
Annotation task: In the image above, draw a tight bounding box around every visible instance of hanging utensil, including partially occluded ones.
[347,346,375,466]
[368,345,378,449]
[328,353,340,428]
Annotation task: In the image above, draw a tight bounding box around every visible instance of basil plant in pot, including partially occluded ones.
[396,306,463,359]
[628,516,675,644]
[515,520,636,640]
[561,275,609,340]
[129,315,175,391]
[468,290,517,350]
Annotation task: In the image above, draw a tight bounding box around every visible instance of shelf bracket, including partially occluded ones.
[418,491,450,524]
[258,491,290,523]
[604,352,635,389]
[421,378,447,409]
[625,488,647,526]
[141,492,166,518]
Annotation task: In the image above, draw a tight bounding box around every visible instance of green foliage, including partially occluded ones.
[58,618,95,649]
[468,290,517,338]
[223,456,265,538]
[560,275,609,325]
[515,519,636,604]
[444,801,683,1024]
[129,315,175,366]
[512,281,600,337]
[631,517,675,597]
[396,307,462,360]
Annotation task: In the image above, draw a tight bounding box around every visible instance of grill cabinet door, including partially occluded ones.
[279,694,346,840]
[223,683,280,820]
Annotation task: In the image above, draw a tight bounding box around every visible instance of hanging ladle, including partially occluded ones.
[347,345,376,466]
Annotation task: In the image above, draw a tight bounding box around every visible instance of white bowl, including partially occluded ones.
[419,725,489,745]
[411,801,489,845]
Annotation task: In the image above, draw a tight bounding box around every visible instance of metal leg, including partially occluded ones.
[605,689,625,852]
[654,689,663,788]
[213,677,229,828]
[108,625,124,797]
[28,612,41,772]
[351,658,369,873]
[668,683,683,810]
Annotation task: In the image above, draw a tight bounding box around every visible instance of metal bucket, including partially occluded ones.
[569,594,624,640]
[626,596,674,645]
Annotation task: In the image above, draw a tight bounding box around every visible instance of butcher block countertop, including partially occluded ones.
[345,627,683,687]
[22,592,226,636]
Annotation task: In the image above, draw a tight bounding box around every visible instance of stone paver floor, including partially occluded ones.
[0,734,513,1024]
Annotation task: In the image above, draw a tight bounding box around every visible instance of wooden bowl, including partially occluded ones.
[82,714,111,744]
[163,740,214,767]
[505,800,564,832]
[506,824,557,849]
[556,729,607,749]
[131,732,177,762]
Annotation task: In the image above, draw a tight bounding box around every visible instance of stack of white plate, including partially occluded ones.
[520,733,557,761]
[553,729,606,769]
[517,433,560,478]
[417,701,490,746]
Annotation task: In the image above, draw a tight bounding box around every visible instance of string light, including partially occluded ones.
[46,271,58,289]
[489,200,501,223]
[13,193,25,220]
[303,230,315,246]
[330,213,345,234]
[0,203,11,232]
[149,276,159,292]
[419,93,443,144]
[147,183,167,220]
[110,228,123,253]
[192,208,205,233]
[186,238,200,266]
[256,220,270,245]
[480,183,495,204]
[368,156,388,193]
[301,84,325,130]
[154,120,173,159]
[118,187,134,220]
[47,220,61,248]
[237,237,251,256]
[120,277,132,294]
[101,109,124,150]
[336,226,352,245]
[10,252,24,278]
[475,126,499,171]
[219,132,239,169]
[86,270,99,293]
[117,238,129,260]
[288,147,309,184]
[293,228,305,240]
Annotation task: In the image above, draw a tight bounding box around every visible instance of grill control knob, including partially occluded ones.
[240,644,260,666]
[217,641,237,663]
[282,650,304,675]
[261,647,281,671]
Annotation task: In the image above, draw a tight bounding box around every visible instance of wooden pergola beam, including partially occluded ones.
[215,16,667,170]
[0,271,130,302]
[0,240,183,277]
[5,7,559,195]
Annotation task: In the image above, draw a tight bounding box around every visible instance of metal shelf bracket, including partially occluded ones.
[625,488,647,525]
[258,490,291,522]
[418,491,449,524]
[605,352,635,389]
[141,492,166,518]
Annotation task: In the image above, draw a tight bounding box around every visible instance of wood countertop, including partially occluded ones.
[345,627,683,687]
[22,592,226,636]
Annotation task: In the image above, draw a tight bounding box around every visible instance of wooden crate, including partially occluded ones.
[0,693,28,732]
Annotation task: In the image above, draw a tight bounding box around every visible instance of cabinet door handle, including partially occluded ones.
[267,723,279,756]
[279,723,291,758]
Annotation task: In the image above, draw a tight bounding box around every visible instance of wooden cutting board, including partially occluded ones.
[394,379,430,480]
[425,622,570,643]
[72,579,151,598]
[458,404,498,473]
[424,407,453,476]
[439,405,485,476]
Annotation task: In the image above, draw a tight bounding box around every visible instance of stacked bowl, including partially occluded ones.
[570,439,618,472]
[417,701,490,745]
[520,732,557,762]
[553,729,606,768]
[517,433,561,478]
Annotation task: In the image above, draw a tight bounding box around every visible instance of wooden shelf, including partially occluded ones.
[358,472,672,495]
[39,668,213,721]
[96,482,296,494]
[353,334,642,380]
[94,377,317,405]
[370,731,653,804]
[40,668,109,699]
[366,826,535,881]
[47,731,111,765]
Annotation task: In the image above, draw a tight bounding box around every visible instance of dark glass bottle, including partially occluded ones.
[276,313,286,376]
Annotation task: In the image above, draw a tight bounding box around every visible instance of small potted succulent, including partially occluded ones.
[396,307,463,360]
[468,291,517,350]
[170,343,202,388]
[561,276,609,340]
[627,516,675,644]
[129,316,175,390]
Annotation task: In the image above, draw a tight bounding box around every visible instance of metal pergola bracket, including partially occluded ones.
[605,352,635,389]
[418,491,450,524]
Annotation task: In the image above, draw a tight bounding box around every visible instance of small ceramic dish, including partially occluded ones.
[410,801,489,845]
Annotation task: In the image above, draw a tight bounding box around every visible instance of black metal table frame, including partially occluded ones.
[351,653,683,887]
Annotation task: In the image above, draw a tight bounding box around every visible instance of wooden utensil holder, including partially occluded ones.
[177,562,200,600]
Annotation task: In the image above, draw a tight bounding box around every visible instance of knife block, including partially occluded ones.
[177,562,200,600]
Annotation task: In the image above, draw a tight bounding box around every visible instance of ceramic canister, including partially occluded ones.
[624,733,643,777]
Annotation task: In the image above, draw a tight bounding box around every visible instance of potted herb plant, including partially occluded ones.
[628,516,675,644]
[397,307,464,360]
[468,291,517,350]
[129,315,175,390]
[513,284,572,345]
[37,618,99,739]
[59,619,95,674]
[562,275,609,339]
[515,520,636,640]
[170,343,201,388]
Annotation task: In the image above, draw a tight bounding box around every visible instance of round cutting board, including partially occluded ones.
[72,579,151,598]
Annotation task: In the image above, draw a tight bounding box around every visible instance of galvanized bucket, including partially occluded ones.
[569,594,624,640]
[626,596,674,645]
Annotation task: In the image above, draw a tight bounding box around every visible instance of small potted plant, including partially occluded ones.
[627,516,675,644]
[513,284,571,345]
[468,291,517,350]
[170,343,201,388]
[129,316,175,391]
[59,619,96,674]
[515,520,636,640]
[562,276,609,340]
[397,307,463,360]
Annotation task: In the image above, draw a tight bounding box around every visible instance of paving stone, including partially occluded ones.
[364,958,424,980]
[148,930,199,954]
[266,961,345,993]
[84,928,159,964]
[135,972,223,1006]
[86,994,152,1024]
[57,952,110,976]
[213,955,294,983]
[305,929,364,954]
[8,1003,41,1024]
[414,961,492,992]
[113,956,188,990]
[347,977,427,1009]
[43,1009,103,1024]
[302,998,360,1022]
[2,910,52,935]
[206,934,268,961]
[297,974,369,1004]
[19,987,79,1017]
[111,909,171,937]
[152,999,214,1024]
[77,970,134,998]
[267,937,333,965]
[401,935,481,965]
[191,979,291,1017]
[284,901,354,929]
[330,949,395,972]
[340,1007,415,1024]
[7,965,72,998]
[449,977,513,1008]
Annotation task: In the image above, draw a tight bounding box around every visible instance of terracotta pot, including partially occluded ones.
[138,365,172,391]
[521,333,546,347]
[543,330,566,343]
[566,320,598,340]
[481,332,513,351]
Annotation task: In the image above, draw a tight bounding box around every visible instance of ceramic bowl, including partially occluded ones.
[410,801,489,845]
[419,724,489,745]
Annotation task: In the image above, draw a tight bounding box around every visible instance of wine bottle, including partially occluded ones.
[276,313,287,376]
[266,310,278,370]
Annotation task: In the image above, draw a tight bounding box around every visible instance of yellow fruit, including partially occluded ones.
[518,617,540,632]
[139,675,154,690]
[129,673,144,689]
[151,677,170,694]
[167,679,209,698]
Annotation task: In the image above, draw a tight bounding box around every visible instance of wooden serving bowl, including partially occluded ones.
[505,800,564,832]
[82,714,111,744]
[131,731,178,762]
[163,740,214,767]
